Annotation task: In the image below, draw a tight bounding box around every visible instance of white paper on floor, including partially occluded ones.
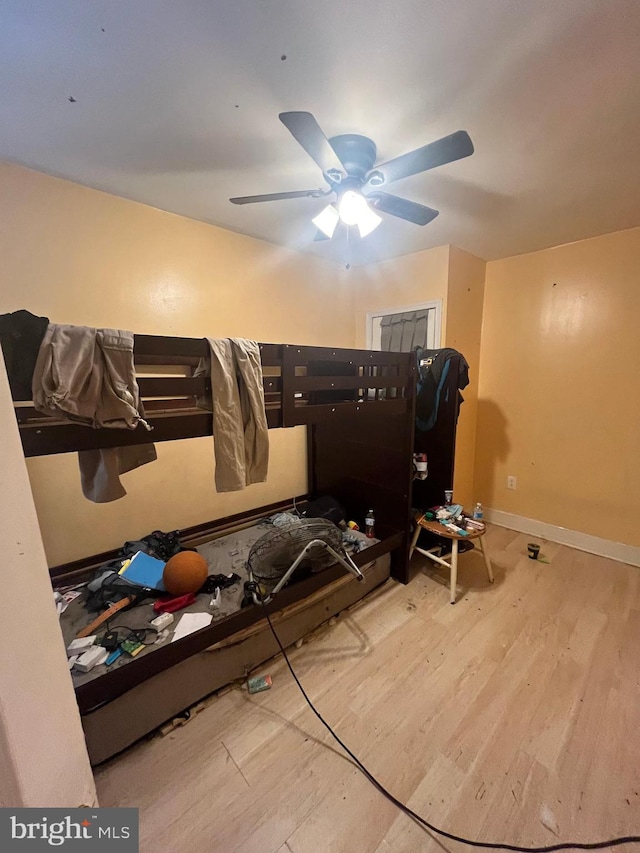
[171,612,213,643]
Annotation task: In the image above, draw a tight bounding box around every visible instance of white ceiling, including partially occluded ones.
[1,0,640,266]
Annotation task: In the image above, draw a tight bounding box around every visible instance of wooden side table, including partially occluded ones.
[409,512,494,604]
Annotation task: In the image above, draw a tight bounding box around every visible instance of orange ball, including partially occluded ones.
[162,551,208,595]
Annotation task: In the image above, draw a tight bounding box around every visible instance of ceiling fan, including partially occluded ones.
[230,112,474,240]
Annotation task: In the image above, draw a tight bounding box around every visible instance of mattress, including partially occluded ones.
[59,517,377,691]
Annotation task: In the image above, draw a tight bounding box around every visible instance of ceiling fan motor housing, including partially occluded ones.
[328,134,377,181]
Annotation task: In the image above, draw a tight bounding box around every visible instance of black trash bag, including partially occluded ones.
[299,496,346,528]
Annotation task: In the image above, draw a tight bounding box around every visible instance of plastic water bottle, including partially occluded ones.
[473,502,484,521]
[365,509,375,538]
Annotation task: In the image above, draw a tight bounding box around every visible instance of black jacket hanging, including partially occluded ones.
[0,309,49,400]
[414,347,469,431]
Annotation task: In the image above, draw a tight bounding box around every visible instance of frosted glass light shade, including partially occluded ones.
[338,190,382,236]
[312,204,339,238]
[356,203,382,237]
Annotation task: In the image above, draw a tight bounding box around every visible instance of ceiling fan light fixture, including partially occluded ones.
[312,203,340,238]
[356,204,382,238]
[337,189,382,237]
[337,190,367,226]
[233,113,473,239]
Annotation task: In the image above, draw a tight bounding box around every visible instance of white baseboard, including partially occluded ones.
[485,508,640,568]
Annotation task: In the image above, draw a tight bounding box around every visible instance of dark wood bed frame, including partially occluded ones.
[9,333,418,763]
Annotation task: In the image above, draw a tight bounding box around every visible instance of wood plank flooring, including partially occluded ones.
[94,526,640,852]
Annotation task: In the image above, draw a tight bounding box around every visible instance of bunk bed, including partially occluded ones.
[8,332,417,763]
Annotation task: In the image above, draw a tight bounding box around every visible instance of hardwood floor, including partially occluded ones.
[94,526,640,852]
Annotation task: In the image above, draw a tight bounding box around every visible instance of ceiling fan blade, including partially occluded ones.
[279,112,346,177]
[313,229,331,242]
[230,189,328,205]
[368,130,474,186]
[367,192,439,226]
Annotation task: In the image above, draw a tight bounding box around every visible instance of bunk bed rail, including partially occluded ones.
[11,336,415,457]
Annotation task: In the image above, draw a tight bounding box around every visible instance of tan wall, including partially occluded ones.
[445,247,486,508]
[351,244,485,508]
[350,245,450,348]
[0,162,355,564]
[14,156,639,558]
[0,353,96,807]
[475,226,640,545]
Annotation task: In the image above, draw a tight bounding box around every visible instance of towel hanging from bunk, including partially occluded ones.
[195,338,269,492]
[31,324,157,502]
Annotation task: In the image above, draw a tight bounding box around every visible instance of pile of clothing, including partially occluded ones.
[1,310,156,501]
[85,529,187,612]
[0,310,270,502]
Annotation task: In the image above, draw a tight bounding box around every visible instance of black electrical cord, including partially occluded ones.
[105,624,159,645]
[256,594,640,851]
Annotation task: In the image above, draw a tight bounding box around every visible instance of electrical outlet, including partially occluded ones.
[507,475,517,490]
